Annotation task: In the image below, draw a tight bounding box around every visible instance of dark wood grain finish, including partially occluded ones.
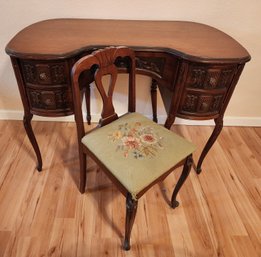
[5,19,250,173]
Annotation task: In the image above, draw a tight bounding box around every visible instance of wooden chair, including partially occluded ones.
[71,46,195,250]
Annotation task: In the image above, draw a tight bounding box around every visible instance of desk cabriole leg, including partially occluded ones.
[11,57,43,172]
[23,113,42,171]
[196,116,223,174]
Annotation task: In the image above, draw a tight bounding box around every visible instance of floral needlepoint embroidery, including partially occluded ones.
[108,122,163,159]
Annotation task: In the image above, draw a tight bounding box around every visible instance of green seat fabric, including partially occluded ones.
[82,112,195,199]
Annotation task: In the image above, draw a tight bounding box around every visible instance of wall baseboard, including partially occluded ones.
[0,110,260,127]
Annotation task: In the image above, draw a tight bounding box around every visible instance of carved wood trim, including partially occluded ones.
[187,66,235,89]
[181,93,224,115]
[135,56,165,77]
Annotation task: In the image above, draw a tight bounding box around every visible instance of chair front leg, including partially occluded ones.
[123,193,138,251]
[171,154,193,208]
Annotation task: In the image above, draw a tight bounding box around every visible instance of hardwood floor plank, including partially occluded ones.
[0,231,11,257]
[222,127,261,178]
[166,198,196,257]
[0,138,36,231]
[237,127,261,166]
[189,127,248,235]
[0,121,260,257]
[175,176,217,257]
[231,236,260,257]
[179,126,247,257]
[216,128,261,255]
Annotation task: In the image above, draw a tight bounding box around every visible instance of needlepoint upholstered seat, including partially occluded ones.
[71,46,195,250]
[82,112,195,200]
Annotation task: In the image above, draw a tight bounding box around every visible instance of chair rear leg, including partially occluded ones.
[123,193,138,250]
[85,84,91,125]
[171,154,193,208]
[79,151,87,194]
[151,79,158,123]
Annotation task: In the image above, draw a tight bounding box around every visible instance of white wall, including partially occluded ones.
[0,0,260,125]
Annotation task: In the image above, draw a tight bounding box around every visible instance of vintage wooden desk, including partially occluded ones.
[5,19,250,173]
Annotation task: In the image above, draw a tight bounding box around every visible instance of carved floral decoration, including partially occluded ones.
[108,122,163,159]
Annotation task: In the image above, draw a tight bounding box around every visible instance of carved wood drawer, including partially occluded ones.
[186,65,236,90]
[178,91,225,118]
[26,86,73,115]
[21,60,68,85]
[178,64,237,118]
[20,60,73,115]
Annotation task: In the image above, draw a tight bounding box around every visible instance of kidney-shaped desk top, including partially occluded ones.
[5,19,250,174]
[6,19,250,62]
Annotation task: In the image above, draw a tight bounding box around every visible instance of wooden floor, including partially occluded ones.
[0,120,260,257]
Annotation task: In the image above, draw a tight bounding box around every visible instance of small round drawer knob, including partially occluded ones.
[45,98,52,105]
[209,77,217,86]
[201,102,208,110]
[39,72,47,80]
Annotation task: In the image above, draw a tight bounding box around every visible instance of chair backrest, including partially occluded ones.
[71,46,136,141]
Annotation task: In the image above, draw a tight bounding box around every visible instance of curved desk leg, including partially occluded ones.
[85,84,91,125]
[150,79,158,123]
[171,154,193,208]
[23,113,42,171]
[11,57,42,171]
[196,116,223,174]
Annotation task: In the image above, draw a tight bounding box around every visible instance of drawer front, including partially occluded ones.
[20,59,74,115]
[26,86,73,114]
[21,61,68,85]
[186,65,236,90]
[179,92,224,116]
[178,64,237,118]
